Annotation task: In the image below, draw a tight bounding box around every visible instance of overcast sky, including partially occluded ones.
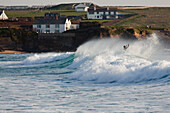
[0,0,170,7]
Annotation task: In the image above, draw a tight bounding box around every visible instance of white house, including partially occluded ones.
[87,7,118,20]
[33,18,72,33]
[75,3,89,12]
[0,10,8,20]
[33,12,80,33]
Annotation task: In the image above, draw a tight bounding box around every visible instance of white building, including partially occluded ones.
[0,10,8,20]
[87,7,118,20]
[33,12,80,33]
[75,3,89,12]
[33,18,72,33]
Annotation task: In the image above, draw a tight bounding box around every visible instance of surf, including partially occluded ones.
[67,34,170,84]
[1,34,169,84]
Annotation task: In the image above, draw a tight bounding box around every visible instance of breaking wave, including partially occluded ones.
[67,34,170,83]
[1,34,169,84]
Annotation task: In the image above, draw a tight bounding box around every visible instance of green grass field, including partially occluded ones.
[5,10,87,18]
[115,7,170,28]
[5,7,170,29]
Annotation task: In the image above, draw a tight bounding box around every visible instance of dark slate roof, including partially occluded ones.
[33,18,66,24]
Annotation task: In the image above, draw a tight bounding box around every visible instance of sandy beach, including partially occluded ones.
[0,50,26,54]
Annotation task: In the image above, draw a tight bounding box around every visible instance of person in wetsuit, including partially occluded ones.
[123,44,129,50]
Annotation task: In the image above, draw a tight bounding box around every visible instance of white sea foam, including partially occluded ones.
[22,53,72,65]
[68,34,170,83]
[0,52,73,67]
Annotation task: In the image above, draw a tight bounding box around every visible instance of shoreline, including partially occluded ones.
[0,50,26,54]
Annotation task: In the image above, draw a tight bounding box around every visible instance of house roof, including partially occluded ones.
[75,3,89,8]
[33,18,67,24]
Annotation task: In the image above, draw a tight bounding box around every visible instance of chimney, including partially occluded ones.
[94,7,96,10]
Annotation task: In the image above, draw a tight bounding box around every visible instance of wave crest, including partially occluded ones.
[68,34,170,83]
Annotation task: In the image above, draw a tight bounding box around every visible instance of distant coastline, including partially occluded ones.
[0,5,169,53]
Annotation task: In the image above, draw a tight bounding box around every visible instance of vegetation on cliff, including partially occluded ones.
[0,28,38,52]
[1,6,170,52]
[114,7,170,28]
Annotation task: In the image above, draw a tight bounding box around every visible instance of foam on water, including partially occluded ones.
[22,52,73,65]
[0,34,170,112]
[68,34,170,83]
[0,52,73,67]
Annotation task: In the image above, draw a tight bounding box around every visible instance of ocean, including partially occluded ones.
[0,34,170,112]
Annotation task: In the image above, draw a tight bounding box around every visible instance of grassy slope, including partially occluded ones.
[5,7,170,28]
[5,10,86,18]
[116,7,170,28]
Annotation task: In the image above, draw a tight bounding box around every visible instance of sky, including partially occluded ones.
[0,0,170,7]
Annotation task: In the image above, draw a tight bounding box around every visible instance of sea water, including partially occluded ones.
[0,34,170,112]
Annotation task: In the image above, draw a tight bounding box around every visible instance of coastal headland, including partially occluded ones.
[0,5,170,53]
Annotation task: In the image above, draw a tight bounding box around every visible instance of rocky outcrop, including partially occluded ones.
[104,27,152,39]
[0,28,39,52]
[37,33,76,52]
[0,25,169,53]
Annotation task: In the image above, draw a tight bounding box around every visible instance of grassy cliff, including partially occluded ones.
[113,7,170,28]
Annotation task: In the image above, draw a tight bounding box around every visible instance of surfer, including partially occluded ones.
[123,44,129,50]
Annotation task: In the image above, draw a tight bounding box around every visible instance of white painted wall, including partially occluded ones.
[60,24,65,33]
[33,24,66,33]
[33,18,80,33]
[87,12,103,19]
[87,11,117,20]
[0,10,8,20]
[84,7,89,11]
[65,19,71,30]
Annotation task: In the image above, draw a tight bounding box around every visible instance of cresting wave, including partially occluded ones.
[22,52,73,65]
[67,34,170,83]
[0,52,74,67]
[1,34,169,84]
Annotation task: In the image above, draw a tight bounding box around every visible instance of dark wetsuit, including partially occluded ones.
[123,44,129,50]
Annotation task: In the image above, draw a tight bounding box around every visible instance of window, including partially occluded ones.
[111,12,114,15]
[97,16,99,18]
[105,12,109,15]
[89,11,94,14]
[66,27,69,30]
[46,24,50,28]
[100,12,104,15]
[37,25,41,28]
[55,24,59,28]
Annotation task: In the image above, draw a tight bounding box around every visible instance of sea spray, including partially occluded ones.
[67,34,170,83]
[22,52,73,65]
